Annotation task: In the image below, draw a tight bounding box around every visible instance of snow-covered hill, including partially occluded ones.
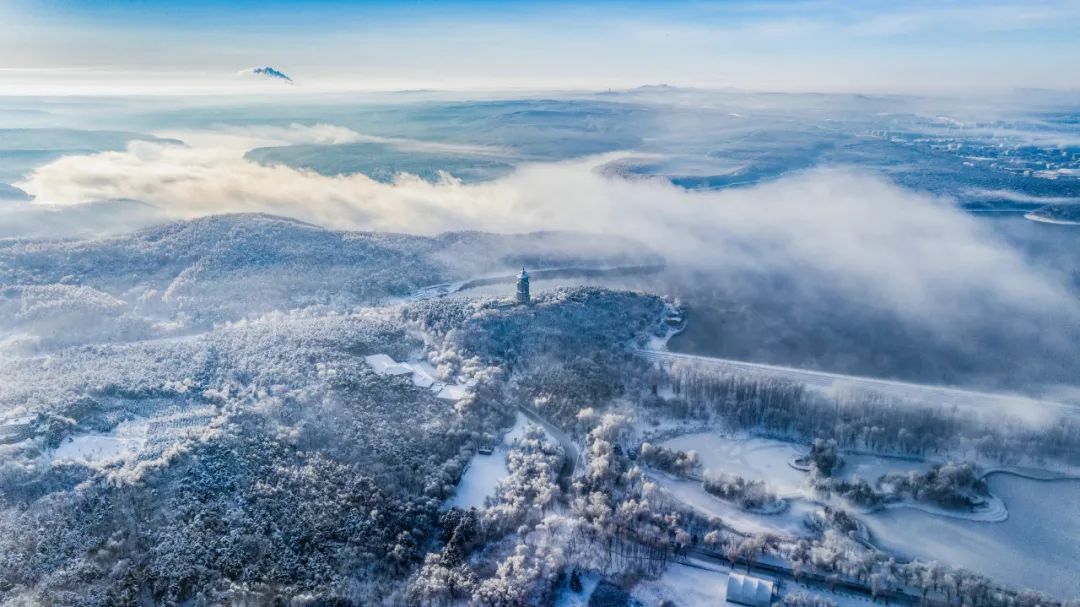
[0,213,659,350]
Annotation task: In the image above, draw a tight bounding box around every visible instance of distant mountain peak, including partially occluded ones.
[239,66,293,83]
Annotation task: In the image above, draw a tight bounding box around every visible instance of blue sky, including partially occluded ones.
[2,0,1079,94]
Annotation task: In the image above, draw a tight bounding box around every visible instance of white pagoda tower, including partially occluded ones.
[516,267,530,306]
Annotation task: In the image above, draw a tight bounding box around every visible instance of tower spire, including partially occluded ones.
[516,266,530,305]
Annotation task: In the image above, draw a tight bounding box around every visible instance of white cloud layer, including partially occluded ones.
[12,130,1078,330]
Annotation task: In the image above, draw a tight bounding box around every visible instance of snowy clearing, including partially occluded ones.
[631,560,731,606]
[650,472,818,538]
[50,433,145,465]
[443,413,530,511]
[662,432,807,496]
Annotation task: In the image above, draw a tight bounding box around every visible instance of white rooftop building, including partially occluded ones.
[725,573,774,607]
[364,354,413,376]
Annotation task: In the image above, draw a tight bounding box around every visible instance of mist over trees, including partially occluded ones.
[651,360,1080,466]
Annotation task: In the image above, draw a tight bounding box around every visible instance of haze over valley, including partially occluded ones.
[1,2,1080,606]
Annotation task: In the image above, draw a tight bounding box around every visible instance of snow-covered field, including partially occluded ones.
[865,475,1080,598]
[662,432,807,496]
[652,472,818,537]
[632,559,884,607]
[780,582,886,607]
[50,433,144,464]
[443,413,532,510]
[656,432,1080,596]
[45,406,221,467]
[661,433,1007,518]
[553,571,600,607]
[840,452,934,481]
[631,561,732,605]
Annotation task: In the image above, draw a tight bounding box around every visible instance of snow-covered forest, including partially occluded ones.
[0,214,666,604]
[655,360,1080,466]
[2,214,1079,606]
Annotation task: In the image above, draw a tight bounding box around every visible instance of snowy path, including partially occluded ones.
[517,403,580,487]
[639,349,1078,420]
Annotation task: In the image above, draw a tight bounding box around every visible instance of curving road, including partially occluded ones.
[517,403,581,489]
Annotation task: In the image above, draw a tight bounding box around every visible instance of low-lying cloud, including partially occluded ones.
[12,130,1079,336]
[213,123,510,155]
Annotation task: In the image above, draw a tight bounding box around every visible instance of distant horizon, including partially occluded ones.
[1,77,1079,98]
[3,0,1079,95]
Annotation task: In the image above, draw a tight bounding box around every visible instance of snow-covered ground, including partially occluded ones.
[634,558,911,607]
[780,582,885,607]
[445,447,511,511]
[651,472,818,538]
[840,452,934,481]
[865,474,1080,598]
[631,560,732,605]
[662,432,807,496]
[632,559,885,607]
[50,431,145,465]
[45,406,221,467]
[553,571,600,607]
[662,433,1008,521]
[443,413,531,510]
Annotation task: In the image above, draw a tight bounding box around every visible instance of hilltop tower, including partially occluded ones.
[516,267,530,306]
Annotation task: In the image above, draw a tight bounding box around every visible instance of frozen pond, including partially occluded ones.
[864,474,1080,598]
[662,432,807,496]
[840,452,934,481]
[653,473,819,537]
[657,432,1080,598]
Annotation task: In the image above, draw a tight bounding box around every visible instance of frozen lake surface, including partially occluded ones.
[659,432,1080,598]
[652,472,818,537]
[865,474,1080,598]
